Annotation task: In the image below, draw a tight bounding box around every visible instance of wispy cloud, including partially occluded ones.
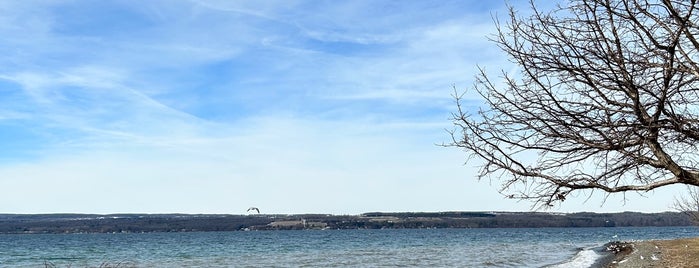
[0,0,675,214]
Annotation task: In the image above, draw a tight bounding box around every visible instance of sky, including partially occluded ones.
[0,0,688,214]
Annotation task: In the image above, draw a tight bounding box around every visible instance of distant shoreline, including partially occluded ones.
[0,211,694,234]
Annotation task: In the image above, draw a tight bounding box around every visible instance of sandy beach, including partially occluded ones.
[607,237,699,267]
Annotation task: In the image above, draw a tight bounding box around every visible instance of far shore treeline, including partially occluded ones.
[0,211,694,234]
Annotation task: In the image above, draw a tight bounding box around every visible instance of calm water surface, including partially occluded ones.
[1,227,698,267]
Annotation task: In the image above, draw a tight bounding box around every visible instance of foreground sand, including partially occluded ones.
[607,237,699,267]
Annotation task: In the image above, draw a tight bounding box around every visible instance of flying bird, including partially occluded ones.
[247,207,260,214]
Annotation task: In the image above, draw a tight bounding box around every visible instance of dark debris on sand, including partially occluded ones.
[606,241,634,255]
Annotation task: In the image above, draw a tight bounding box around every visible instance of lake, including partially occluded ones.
[1,226,698,267]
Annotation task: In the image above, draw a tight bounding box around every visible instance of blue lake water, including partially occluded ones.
[1,226,698,267]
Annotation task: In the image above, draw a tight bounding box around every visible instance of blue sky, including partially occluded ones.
[0,0,685,214]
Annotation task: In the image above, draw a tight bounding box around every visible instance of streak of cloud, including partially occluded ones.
[0,0,676,214]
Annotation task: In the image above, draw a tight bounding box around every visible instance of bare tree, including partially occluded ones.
[448,0,699,208]
[673,186,699,224]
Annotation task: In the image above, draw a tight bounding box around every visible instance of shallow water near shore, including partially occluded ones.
[1,226,698,267]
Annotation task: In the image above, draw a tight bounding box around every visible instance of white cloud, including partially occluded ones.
[0,112,677,214]
[0,115,482,214]
[0,0,678,214]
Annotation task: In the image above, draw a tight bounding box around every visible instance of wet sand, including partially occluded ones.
[606,237,699,267]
